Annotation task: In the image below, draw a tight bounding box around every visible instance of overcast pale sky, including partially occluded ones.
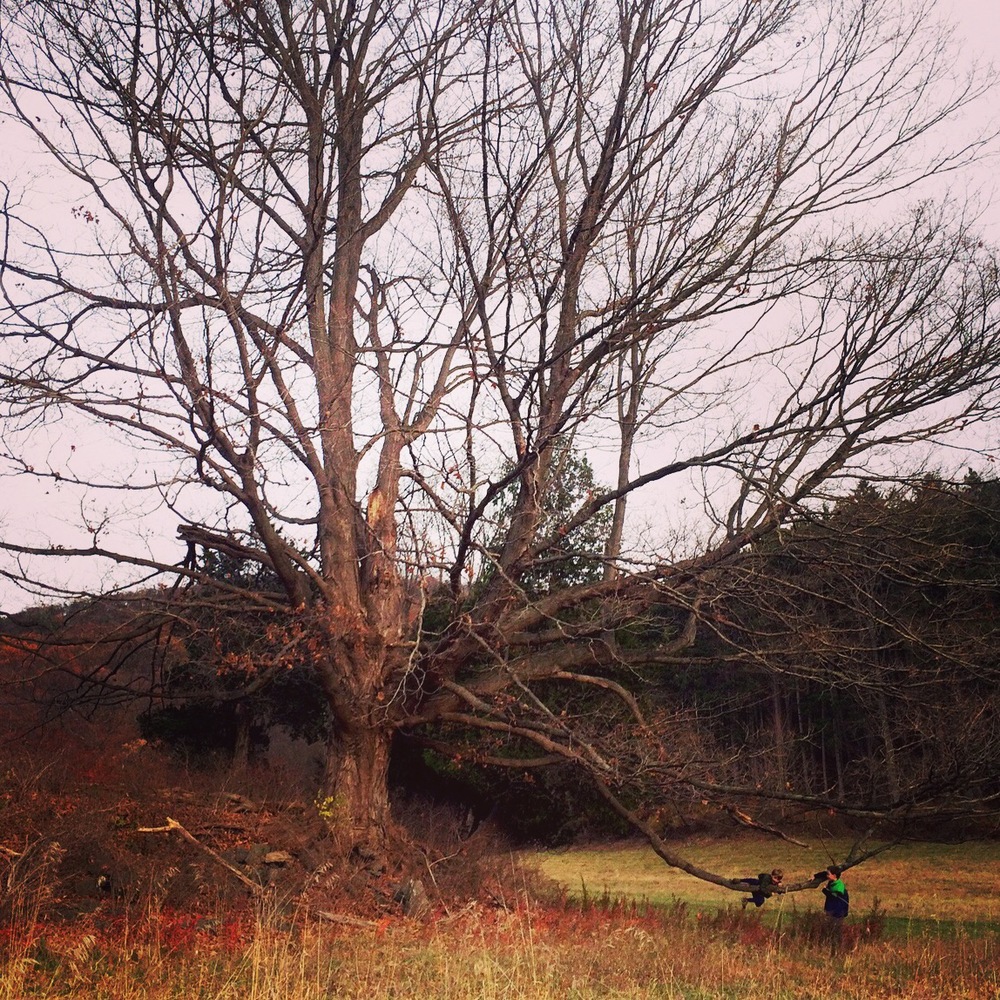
[946,0,1000,222]
[948,0,1000,56]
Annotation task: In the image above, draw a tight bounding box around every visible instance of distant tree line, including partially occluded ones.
[3,468,998,843]
[398,470,1000,840]
[615,471,1000,831]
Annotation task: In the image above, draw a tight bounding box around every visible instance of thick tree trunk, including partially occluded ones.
[319,722,394,860]
[314,626,400,859]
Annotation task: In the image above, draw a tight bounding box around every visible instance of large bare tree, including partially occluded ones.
[2,0,1000,873]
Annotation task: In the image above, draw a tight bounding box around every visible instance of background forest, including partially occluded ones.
[3,469,997,849]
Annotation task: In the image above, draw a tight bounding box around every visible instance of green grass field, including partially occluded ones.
[532,834,1000,929]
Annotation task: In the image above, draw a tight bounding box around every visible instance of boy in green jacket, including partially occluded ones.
[821,866,849,919]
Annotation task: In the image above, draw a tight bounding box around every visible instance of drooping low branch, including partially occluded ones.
[402,672,906,894]
[589,774,899,895]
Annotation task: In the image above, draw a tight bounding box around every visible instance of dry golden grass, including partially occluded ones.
[2,837,999,1000]
[2,825,998,999]
[1,898,998,999]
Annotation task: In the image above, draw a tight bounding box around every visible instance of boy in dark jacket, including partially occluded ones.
[737,868,784,908]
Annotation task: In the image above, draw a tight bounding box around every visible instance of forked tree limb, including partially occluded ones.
[842,834,899,872]
[723,804,810,848]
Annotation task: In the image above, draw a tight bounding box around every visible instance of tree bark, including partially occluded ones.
[320,719,394,860]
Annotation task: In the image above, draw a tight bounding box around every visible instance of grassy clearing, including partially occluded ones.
[2,837,998,998]
[1,895,999,1000]
[533,835,1000,928]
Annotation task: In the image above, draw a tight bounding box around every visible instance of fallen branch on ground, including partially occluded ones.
[137,816,264,895]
